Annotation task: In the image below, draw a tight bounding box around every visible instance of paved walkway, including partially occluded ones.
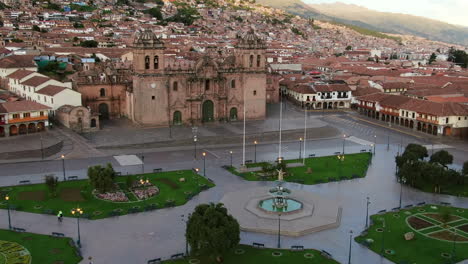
[1,142,467,264]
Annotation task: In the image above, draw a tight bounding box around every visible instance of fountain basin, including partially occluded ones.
[258,198,303,214]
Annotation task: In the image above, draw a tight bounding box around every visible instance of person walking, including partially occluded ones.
[88,256,93,264]
[57,211,63,222]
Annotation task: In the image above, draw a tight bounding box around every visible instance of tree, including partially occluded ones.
[145,7,163,20]
[32,25,40,32]
[429,150,453,168]
[345,45,352,51]
[403,144,428,161]
[45,174,59,197]
[88,163,116,193]
[186,203,240,259]
[463,161,468,177]
[166,4,200,26]
[448,47,468,68]
[73,22,84,28]
[439,207,451,227]
[428,53,437,64]
[80,40,98,48]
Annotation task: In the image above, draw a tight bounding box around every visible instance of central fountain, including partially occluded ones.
[258,170,303,214]
[221,168,342,237]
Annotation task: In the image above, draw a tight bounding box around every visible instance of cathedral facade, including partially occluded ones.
[126,30,268,126]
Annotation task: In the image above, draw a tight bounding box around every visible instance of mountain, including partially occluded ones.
[257,0,468,46]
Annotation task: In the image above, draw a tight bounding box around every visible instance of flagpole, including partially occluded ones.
[278,91,282,161]
[303,105,307,165]
[242,84,246,166]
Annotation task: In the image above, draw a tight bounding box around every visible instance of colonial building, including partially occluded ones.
[356,93,468,138]
[0,100,50,137]
[56,105,100,133]
[126,29,268,126]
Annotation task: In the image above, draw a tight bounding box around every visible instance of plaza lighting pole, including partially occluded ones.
[277,213,281,248]
[193,136,197,160]
[5,195,11,230]
[348,230,353,264]
[299,138,302,160]
[387,134,390,151]
[278,93,283,162]
[380,219,386,256]
[141,155,145,174]
[373,135,377,155]
[61,155,66,181]
[242,84,246,166]
[399,177,406,208]
[254,141,257,163]
[342,134,346,155]
[230,151,233,168]
[202,152,206,177]
[365,196,370,228]
[71,208,83,248]
[303,106,307,165]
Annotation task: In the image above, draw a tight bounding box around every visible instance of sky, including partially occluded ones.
[303,0,468,27]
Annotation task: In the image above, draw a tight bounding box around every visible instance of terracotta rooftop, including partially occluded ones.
[6,69,35,80]
[21,76,51,87]
[0,100,51,113]
[0,55,36,69]
[36,85,67,96]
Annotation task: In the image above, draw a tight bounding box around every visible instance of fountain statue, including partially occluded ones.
[258,169,302,213]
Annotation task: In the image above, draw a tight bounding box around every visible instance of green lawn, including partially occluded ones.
[0,170,214,220]
[417,182,468,197]
[355,204,468,264]
[227,153,371,184]
[0,229,81,264]
[162,244,339,264]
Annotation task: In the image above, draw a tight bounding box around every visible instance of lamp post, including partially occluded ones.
[181,214,191,256]
[40,133,44,160]
[387,134,390,151]
[348,230,353,264]
[202,152,206,177]
[141,155,145,174]
[380,218,386,256]
[254,141,257,163]
[365,196,370,228]
[299,138,303,159]
[229,151,233,168]
[277,213,281,248]
[71,207,83,248]
[5,195,11,230]
[451,227,457,264]
[399,177,407,208]
[342,134,346,155]
[193,136,197,160]
[61,155,66,181]
[373,135,377,155]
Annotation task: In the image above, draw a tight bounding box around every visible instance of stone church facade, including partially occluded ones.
[126,30,268,126]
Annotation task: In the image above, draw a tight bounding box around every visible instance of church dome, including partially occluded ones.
[133,29,165,49]
[236,29,266,50]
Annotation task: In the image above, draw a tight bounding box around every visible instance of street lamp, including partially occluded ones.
[193,136,197,160]
[342,134,346,155]
[399,177,407,208]
[299,138,303,159]
[277,213,281,248]
[373,135,377,155]
[141,155,145,174]
[202,152,206,177]
[348,230,353,264]
[181,214,191,256]
[365,197,371,228]
[5,195,11,230]
[380,218,386,256]
[254,141,257,163]
[61,155,66,181]
[71,207,84,248]
[387,134,390,151]
[229,151,233,168]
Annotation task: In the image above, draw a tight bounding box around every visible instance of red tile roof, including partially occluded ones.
[6,69,35,80]
[0,100,51,113]
[313,84,351,92]
[21,76,50,87]
[36,85,66,96]
[0,55,36,69]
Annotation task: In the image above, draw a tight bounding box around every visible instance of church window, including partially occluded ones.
[249,55,254,67]
[154,56,159,69]
[152,96,155,100]
[145,56,150,69]
[253,90,257,96]
[231,79,235,89]
[257,55,261,67]
[173,81,178,91]
[100,88,106,97]
[205,80,210,91]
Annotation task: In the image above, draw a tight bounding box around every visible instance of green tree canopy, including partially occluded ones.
[144,7,163,20]
[44,174,59,197]
[80,40,98,48]
[166,4,200,26]
[429,150,453,168]
[463,161,468,176]
[428,53,437,64]
[87,163,116,193]
[448,47,468,68]
[346,45,352,51]
[186,203,240,259]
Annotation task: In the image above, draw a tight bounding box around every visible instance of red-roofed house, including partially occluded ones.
[0,100,51,137]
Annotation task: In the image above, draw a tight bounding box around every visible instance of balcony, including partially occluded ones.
[416,117,439,125]
[9,116,48,124]
[381,110,399,116]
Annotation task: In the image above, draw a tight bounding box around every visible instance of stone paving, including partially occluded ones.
[0,141,467,264]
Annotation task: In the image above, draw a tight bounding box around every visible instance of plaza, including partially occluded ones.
[0,102,467,264]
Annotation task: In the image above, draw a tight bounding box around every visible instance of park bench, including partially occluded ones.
[440,202,451,206]
[416,202,426,206]
[245,160,253,164]
[147,258,162,264]
[391,207,401,211]
[252,242,264,248]
[144,204,158,211]
[351,174,359,179]
[377,209,387,214]
[19,180,30,184]
[128,208,139,214]
[170,253,184,259]
[334,152,341,155]
[199,184,208,191]
[81,213,90,219]
[75,249,82,258]
[207,178,214,183]
[12,227,26,232]
[186,193,194,200]
[8,204,18,210]
[165,200,175,207]
[308,154,316,157]
[339,176,347,181]
[67,176,78,180]
[43,209,54,215]
[108,211,120,217]
[291,179,305,184]
[329,177,336,182]
[404,204,413,208]
[360,149,367,152]
[52,232,65,237]
[291,245,304,251]
[115,172,122,176]
[153,168,163,173]
[320,250,332,259]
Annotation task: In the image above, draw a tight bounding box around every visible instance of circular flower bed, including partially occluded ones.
[94,190,129,202]
[33,205,43,210]
[393,214,400,218]
[272,252,282,257]
[441,253,451,258]
[376,228,384,232]
[189,259,200,264]
[431,206,438,210]
[234,249,245,255]
[385,249,395,255]
[418,209,426,212]
[304,253,314,259]
[113,208,123,213]
[404,211,412,215]
[133,186,159,200]
[457,209,464,213]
